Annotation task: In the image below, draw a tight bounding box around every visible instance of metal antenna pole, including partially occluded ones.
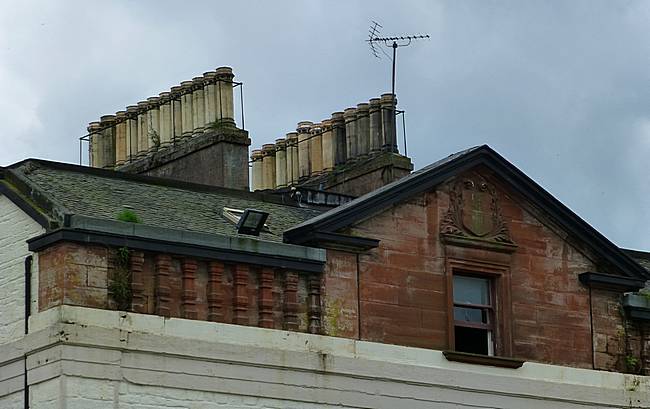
[367,23,429,155]
[391,41,397,100]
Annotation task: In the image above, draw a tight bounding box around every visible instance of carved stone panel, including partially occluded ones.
[440,174,514,245]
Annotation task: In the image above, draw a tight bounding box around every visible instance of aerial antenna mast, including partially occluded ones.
[367,21,429,101]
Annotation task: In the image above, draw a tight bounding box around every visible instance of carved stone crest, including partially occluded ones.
[440,174,513,244]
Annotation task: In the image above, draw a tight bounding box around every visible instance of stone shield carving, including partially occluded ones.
[440,175,513,243]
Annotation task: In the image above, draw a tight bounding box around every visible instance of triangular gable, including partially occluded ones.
[284,145,649,279]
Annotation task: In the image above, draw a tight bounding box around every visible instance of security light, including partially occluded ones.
[236,208,269,236]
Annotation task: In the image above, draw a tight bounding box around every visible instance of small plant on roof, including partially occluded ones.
[149,129,160,148]
[109,247,132,310]
[625,354,640,374]
[117,209,141,223]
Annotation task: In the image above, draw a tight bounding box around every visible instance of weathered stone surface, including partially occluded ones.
[320,167,629,370]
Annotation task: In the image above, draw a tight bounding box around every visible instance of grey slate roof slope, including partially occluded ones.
[624,249,650,275]
[2,159,323,242]
[286,146,481,234]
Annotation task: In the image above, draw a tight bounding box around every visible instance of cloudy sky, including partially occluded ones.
[0,1,648,250]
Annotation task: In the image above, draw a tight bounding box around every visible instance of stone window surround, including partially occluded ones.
[444,244,514,358]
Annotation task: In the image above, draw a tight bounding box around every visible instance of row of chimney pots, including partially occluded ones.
[251,94,399,191]
[88,67,237,169]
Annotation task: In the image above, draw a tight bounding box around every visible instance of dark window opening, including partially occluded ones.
[453,275,494,355]
[454,326,490,355]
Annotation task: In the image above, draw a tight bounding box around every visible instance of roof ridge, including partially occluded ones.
[9,158,308,208]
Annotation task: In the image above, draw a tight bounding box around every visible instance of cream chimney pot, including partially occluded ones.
[331,112,346,166]
[126,105,139,161]
[99,115,117,169]
[343,108,357,162]
[380,93,397,153]
[146,96,161,152]
[203,71,218,126]
[170,86,183,141]
[115,111,128,166]
[158,92,173,147]
[286,132,299,186]
[215,67,235,126]
[356,103,370,158]
[275,138,287,188]
[296,121,313,180]
[261,143,276,190]
[368,98,382,154]
[321,119,334,172]
[251,149,264,191]
[191,77,206,134]
[309,123,323,177]
[180,81,194,138]
[136,101,149,157]
[87,121,102,168]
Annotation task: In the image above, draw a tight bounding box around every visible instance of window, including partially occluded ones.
[453,275,494,355]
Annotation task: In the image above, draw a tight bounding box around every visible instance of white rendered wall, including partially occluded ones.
[0,194,44,344]
[0,306,646,409]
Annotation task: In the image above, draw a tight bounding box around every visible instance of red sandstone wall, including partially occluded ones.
[322,168,628,370]
[39,242,109,311]
[38,243,319,334]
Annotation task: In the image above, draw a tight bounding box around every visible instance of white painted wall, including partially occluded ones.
[0,306,646,409]
[0,194,44,344]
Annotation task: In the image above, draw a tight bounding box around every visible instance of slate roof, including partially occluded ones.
[1,159,323,242]
[624,249,650,275]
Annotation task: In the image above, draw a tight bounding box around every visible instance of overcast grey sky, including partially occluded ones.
[1,1,648,250]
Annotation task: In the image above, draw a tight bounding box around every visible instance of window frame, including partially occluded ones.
[452,274,495,355]
[446,258,512,357]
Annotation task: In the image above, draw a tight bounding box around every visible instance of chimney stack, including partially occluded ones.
[247,92,412,196]
[87,66,250,190]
